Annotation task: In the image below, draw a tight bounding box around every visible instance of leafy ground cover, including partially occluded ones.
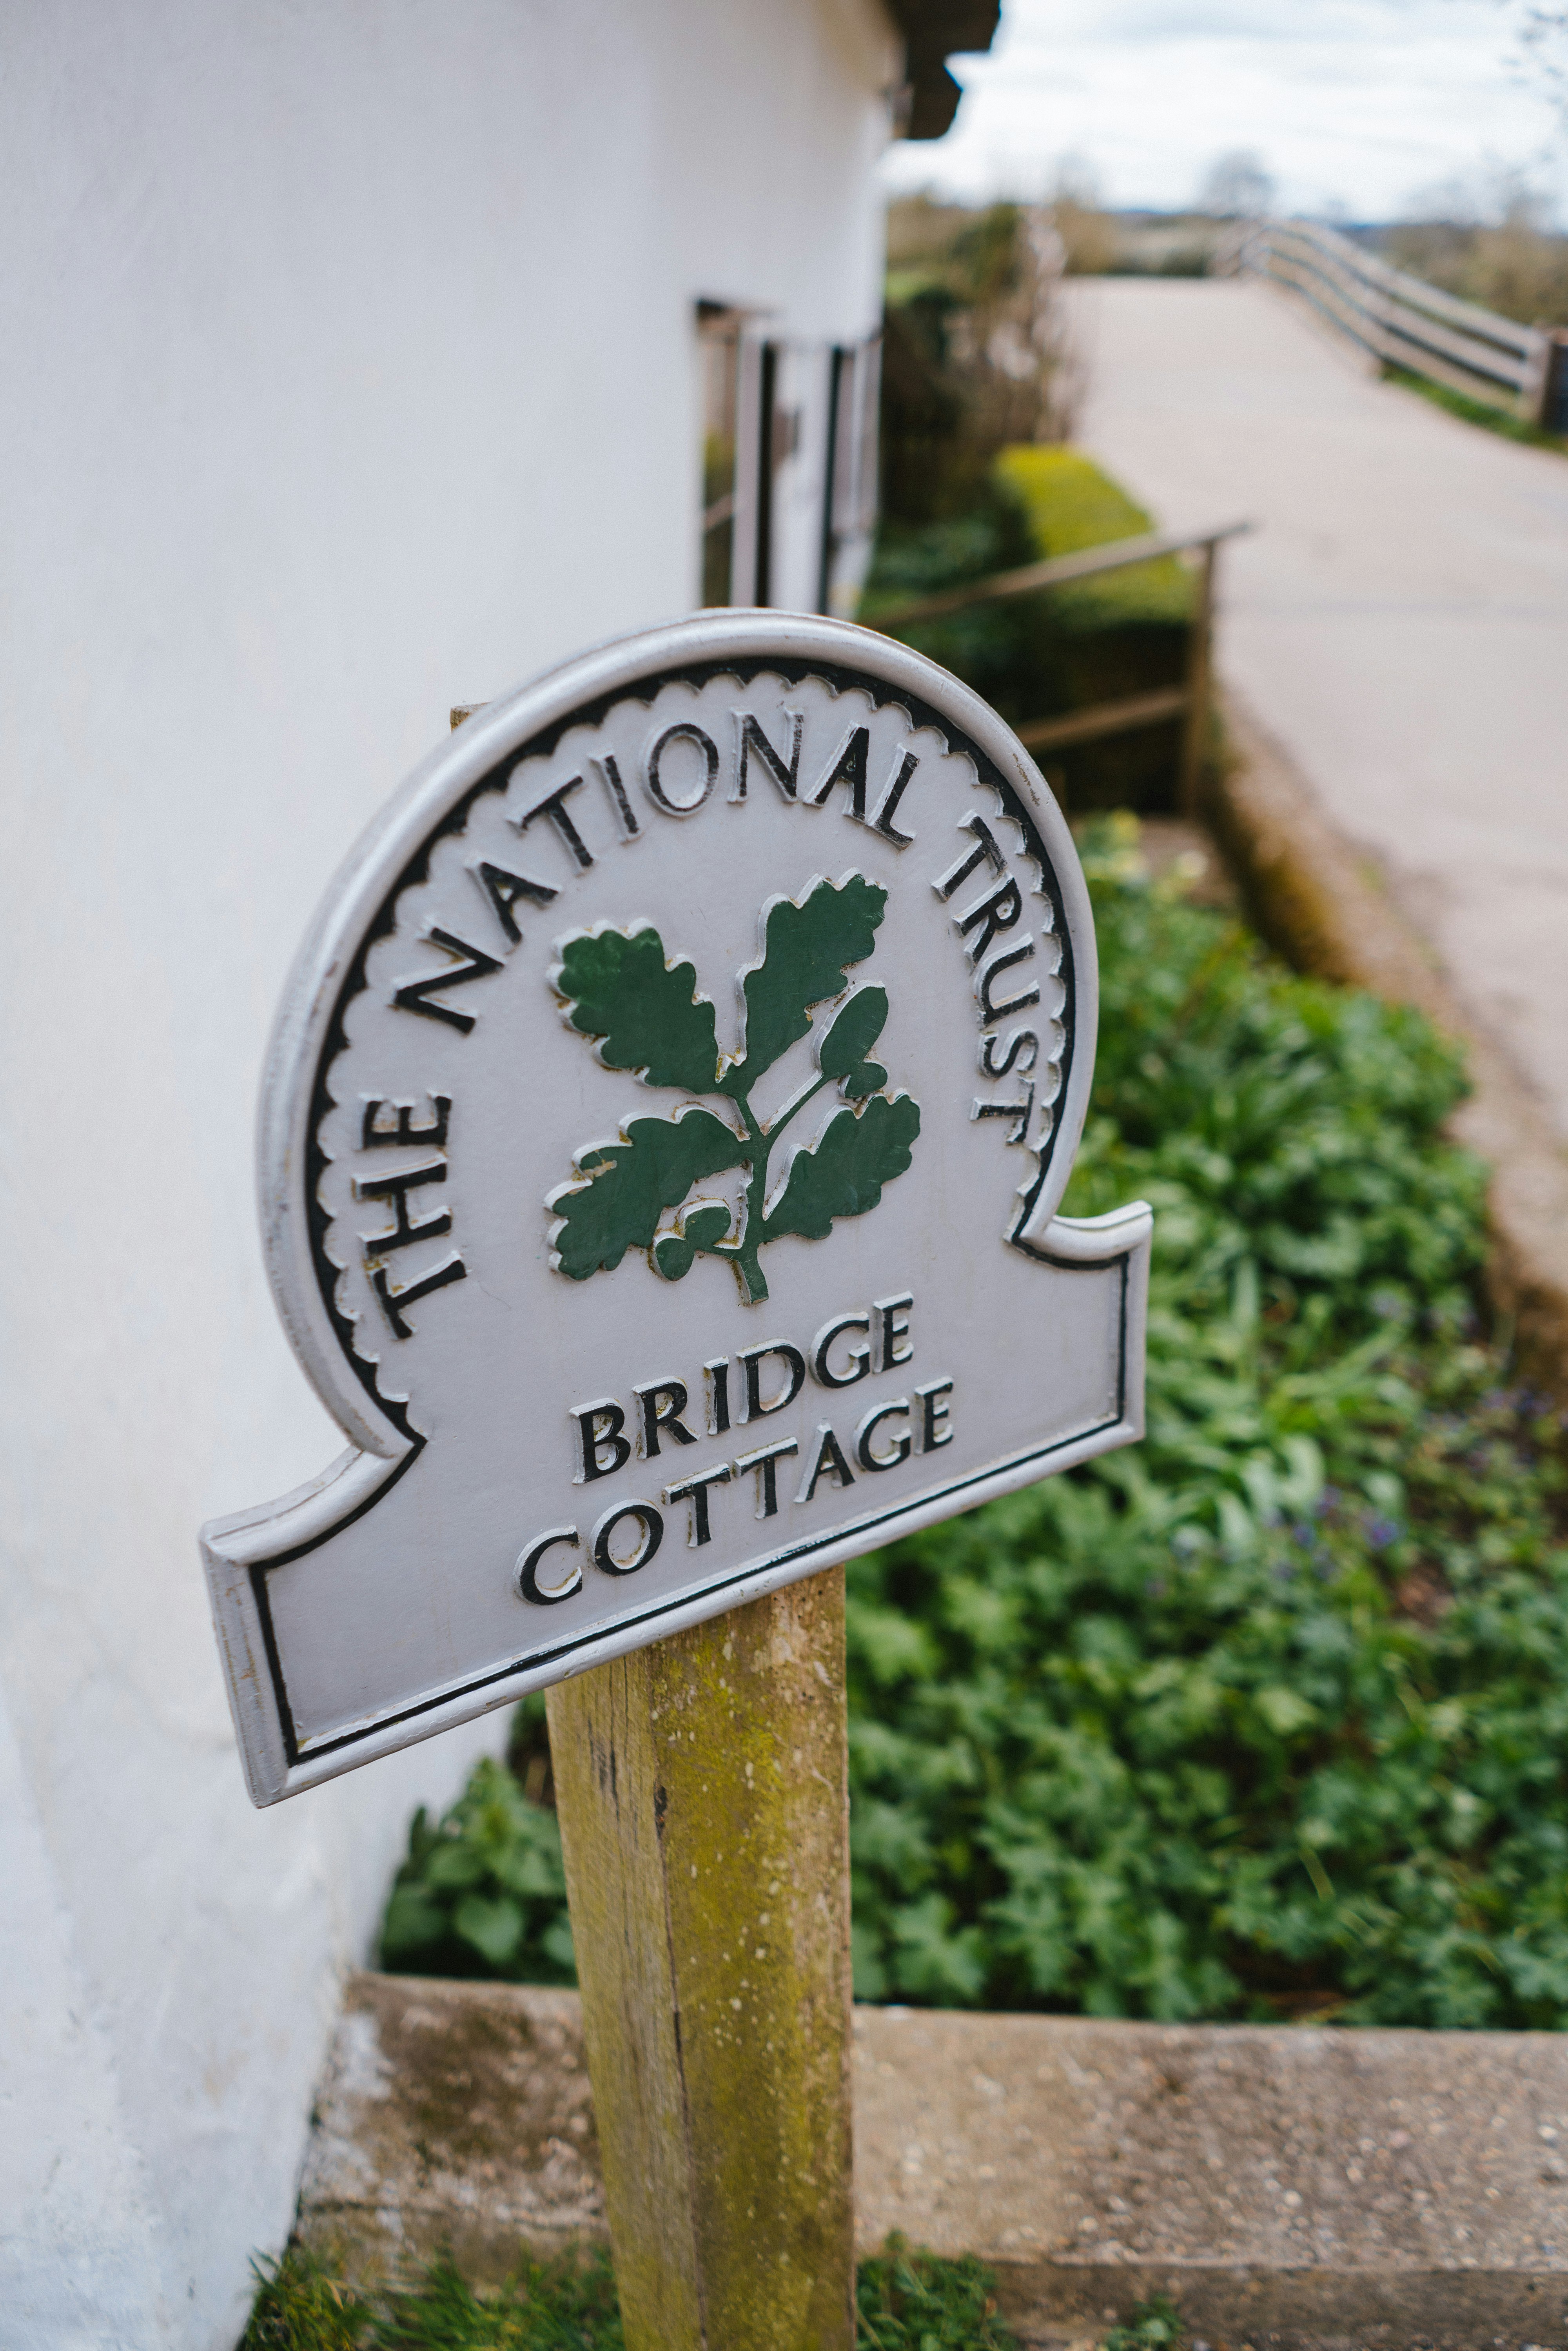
[384,824,1568,2030]
[849,825,1568,2026]
[380,1751,573,1985]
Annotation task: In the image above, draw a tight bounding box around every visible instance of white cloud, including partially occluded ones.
[884,0,1568,220]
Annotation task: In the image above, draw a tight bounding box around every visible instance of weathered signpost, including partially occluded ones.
[202,613,1151,2349]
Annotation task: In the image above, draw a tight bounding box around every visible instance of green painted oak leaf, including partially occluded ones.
[730,874,887,1092]
[763,1093,921,1245]
[653,1234,695,1282]
[652,1200,733,1282]
[549,1108,744,1280]
[817,984,889,1100]
[555,924,720,1093]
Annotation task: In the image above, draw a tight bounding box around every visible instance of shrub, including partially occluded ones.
[1384,204,1568,330]
[993,447,1191,630]
[880,200,1070,525]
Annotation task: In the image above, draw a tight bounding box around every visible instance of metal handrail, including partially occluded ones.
[865,519,1252,815]
[866,520,1252,631]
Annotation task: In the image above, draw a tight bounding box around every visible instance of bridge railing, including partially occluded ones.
[869,521,1251,815]
[1219,217,1568,431]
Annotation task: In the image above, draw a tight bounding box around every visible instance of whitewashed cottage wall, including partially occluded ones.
[0,2,901,2341]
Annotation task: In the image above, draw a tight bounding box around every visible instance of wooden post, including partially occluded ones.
[546,1566,855,2351]
[1535,330,1568,435]
[1179,537,1217,817]
[209,650,1142,2329]
[460,683,855,2344]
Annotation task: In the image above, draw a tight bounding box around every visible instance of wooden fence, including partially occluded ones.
[870,521,1250,813]
[1221,217,1568,431]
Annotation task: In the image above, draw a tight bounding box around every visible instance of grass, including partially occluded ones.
[854,2238,1018,2347]
[242,2248,374,2351]
[1102,2297,1187,2351]
[1384,363,1568,456]
[242,2247,622,2351]
[244,2241,1192,2349]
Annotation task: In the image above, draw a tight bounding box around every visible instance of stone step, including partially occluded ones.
[296,1973,1568,2349]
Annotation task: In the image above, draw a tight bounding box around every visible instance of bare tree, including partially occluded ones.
[880,199,1083,523]
[1197,149,1276,221]
[1389,165,1568,328]
[1508,3,1568,121]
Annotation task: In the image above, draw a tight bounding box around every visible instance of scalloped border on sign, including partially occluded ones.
[202,614,1145,1808]
[259,616,1098,1467]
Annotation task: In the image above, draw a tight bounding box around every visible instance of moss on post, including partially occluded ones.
[546,1568,853,2351]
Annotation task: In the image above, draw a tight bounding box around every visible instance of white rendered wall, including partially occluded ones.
[0,3,895,2343]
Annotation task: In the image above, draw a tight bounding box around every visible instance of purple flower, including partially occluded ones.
[1367,1516,1400,1550]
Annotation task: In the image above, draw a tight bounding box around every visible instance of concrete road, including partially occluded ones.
[1067,277,1568,1138]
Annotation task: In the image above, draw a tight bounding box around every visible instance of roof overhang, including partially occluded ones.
[886,1,1001,140]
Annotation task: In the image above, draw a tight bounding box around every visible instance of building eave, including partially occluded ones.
[885,0,1001,140]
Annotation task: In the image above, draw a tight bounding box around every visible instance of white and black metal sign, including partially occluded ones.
[203,614,1151,1805]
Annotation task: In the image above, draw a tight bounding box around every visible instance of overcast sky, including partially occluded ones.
[880,0,1568,221]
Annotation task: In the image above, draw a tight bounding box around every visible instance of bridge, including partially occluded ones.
[1066,269,1568,1145]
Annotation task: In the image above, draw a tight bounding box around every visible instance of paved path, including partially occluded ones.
[1067,278,1568,1139]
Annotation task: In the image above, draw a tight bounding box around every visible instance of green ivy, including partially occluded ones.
[382,825,1568,2030]
[380,1753,574,1984]
[848,823,1568,2026]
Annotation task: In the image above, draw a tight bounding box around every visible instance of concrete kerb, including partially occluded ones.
[1205,687,1568,1401]
[298,1974,1568,2349]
